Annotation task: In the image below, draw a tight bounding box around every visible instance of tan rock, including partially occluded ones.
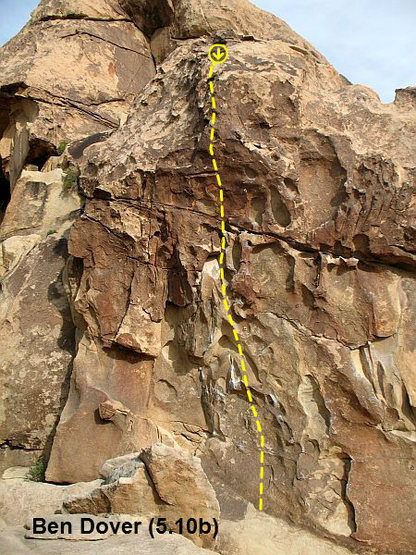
[1,467,29,480]
[0,521,214,553]
[219,503,354,554]
[1,0,415,553]
[98,399,134,432]
[30,0,127,22]
[63,453,162,516]
[64,446,219,549]
[141,443,220,549]
[46,15,415,553]
[0,11,155,181]
[0,477,101,526]
[1,168,81,238]
[0,168,81,468]
[45,333,159,483]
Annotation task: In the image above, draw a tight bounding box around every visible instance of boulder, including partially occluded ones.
[63,453,161,516]
[64,446,219,549]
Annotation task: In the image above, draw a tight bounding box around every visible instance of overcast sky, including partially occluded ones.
[1,0,415,103]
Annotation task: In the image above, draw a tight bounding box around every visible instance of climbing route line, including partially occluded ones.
[207,45,265,512]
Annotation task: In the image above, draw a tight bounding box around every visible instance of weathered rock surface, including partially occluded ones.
[0,477,101,526]
[0,164,82,472]
[64,445,220,549]
[63,452,162,516]
[142,443,220,549]
[0,520,213,554]
[1,0,415,553]
[219,503,353,555]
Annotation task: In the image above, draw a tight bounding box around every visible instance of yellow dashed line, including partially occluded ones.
[208,58,265,512]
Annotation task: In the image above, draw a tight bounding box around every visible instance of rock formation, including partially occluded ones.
[63,445,220,548]
[0,0,415,553]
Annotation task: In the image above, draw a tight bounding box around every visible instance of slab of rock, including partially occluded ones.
[45,332,159,483]
[100,453,142,481]
[218,503,354,555]
[1,522,214,553]
[0,0,154,470]
[0,478,102,526]
[1,467,30,480]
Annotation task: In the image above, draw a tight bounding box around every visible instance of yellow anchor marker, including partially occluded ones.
[208,44,229,65]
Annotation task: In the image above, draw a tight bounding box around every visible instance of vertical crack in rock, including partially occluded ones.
[342,456,357,535]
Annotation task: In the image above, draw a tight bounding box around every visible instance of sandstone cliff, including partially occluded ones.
[0,0,415,553]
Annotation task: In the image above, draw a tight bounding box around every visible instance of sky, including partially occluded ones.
[253,0,416,102]
[1,0,415,103]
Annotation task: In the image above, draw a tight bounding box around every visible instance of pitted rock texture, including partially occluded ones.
[1,0,415,553]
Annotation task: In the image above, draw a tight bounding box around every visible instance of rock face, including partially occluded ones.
[0,164,82,472]
[1,0,415,553]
